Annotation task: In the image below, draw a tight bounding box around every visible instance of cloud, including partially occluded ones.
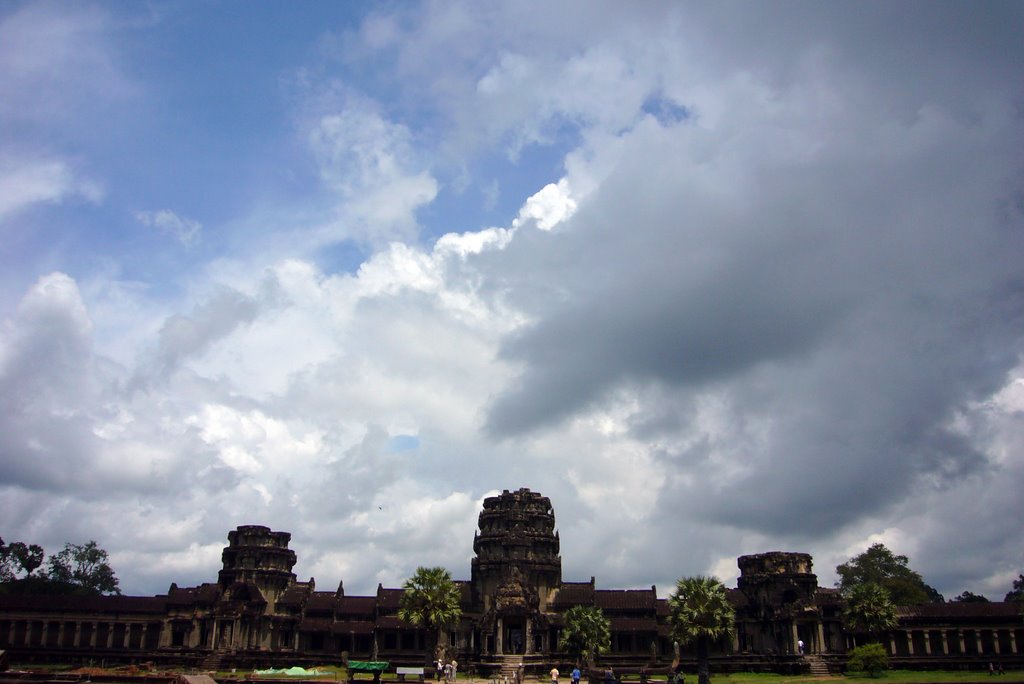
[308,98,438,246]
[135,210,202,246]
[1,2,1023,604]
[0,157,103,222]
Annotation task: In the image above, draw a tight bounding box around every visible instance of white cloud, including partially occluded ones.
[309,101,438,245]
[0,157,103,222]
[135,209,202,246]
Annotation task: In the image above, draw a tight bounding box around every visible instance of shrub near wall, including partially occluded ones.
[847,644,890,678]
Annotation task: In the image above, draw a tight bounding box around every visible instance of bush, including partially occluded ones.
[847,643,889,678]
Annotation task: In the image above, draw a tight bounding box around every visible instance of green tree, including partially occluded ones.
[47,541,120,595]
[836,543,941,605]
[0,538,45,583]
[668,576,735,684]
[558,605,611,667]
[842,582,898,644]
[398,566,462,664]
[846,643,889,678]
[952,590,989,603]
[1003,574,1023,603]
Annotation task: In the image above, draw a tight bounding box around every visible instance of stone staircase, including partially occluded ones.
[494,655,525,684]
[803,654,830,676]
[198,650,225,673]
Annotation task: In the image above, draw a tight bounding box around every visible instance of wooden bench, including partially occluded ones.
[396,667,426,683]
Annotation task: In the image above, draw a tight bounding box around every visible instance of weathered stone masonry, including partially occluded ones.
[1,488,1021,674]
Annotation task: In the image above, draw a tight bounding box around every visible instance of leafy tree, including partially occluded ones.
[952,591,989,603]
[846,643,889,678]
[0,538,45,582]
[398,566,462,664]
[842,582,898,643]
[668,576,735,684]
[836,543,941,605]
[558,605,611,667]
[1003,574,1024,603]
[47,541,120,595]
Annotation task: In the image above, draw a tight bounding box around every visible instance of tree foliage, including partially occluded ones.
[46,541,121,595]
[669,576,735,684]
[398,566,462,661]
[836,543,942,605]
[842,582,898,642]
[846,643,889,678]
[559,605,611,666]
[952,590,989,603]
[0,538,45,581]
[1004,574,1024,603]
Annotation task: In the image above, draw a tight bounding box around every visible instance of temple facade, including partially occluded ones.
[1,488,1021,674]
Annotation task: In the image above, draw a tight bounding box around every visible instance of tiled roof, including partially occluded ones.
[338,596,377,615]
[377,588,404,609]
[595,589,656,611]
[306,592,340,611]
[552,583,594,606]
[0,594,168,614]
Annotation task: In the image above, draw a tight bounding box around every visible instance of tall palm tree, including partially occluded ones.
[398,567,463,664]
[842,582,898,645]
[558,605,611,667]
[668,576,735,684]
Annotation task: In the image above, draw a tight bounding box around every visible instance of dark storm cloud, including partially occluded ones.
[482,2,1024,544]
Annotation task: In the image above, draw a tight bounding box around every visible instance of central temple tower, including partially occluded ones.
[471,488,561,655]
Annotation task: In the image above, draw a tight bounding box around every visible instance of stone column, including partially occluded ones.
[525,619,533,655]
[106,622,115,648]
[496,618,504,656]
[817,623,826,653]
[906,631,914,656]
[941,631,949,655]
[58,622,66,647]
[124,624,133,649]
[994,631,1002,655]
[923,630,932,656]
[791,623,799,655]
[1009,630,1017,655]
[888,634,896,656]
[73,622,82,648]
[975,632,983,655]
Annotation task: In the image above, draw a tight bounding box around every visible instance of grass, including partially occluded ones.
[697,672,1024,684]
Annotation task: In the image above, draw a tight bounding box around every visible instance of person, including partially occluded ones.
[571,667,581,684]
[672,667,684,684]
[444,662,452,682]
[989,663,995,676]
[449,660,458,683]
[797,639,804,656]
[436,659,444,682]
[517,663,526,684]
[604,667,615,684]
[550,667,559,684]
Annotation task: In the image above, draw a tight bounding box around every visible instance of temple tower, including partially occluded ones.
[217,525,298,605]
[471,488,561,656]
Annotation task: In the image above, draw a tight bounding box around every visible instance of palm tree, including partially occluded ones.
[668,576,735,684]
[558,605,611,667]
[842,582,897,645]
[398,567,463,664]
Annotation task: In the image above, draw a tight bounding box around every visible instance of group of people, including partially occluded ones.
[547,666,582,684]
[435,658,458,682]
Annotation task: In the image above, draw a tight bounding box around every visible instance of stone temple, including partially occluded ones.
[1,488,1022,674]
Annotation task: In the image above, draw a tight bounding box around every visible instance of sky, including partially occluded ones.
[1,1,1023,602]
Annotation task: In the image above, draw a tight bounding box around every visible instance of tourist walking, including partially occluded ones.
[449,660,458,682]
[550,667,559,684]
[571,667,580,684]
[436,658,444,681]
